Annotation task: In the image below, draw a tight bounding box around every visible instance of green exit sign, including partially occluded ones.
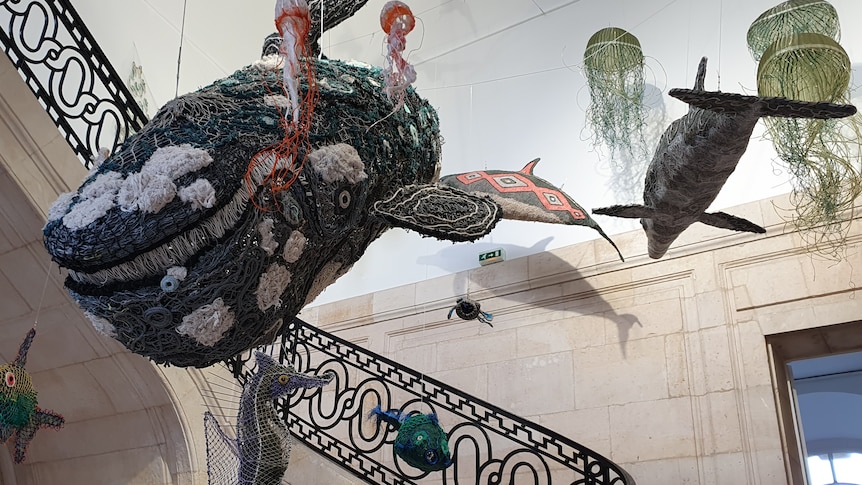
[479,248,505,266]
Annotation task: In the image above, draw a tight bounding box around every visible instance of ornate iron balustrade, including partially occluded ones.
[0,0,147,167]
[227,317,635,485]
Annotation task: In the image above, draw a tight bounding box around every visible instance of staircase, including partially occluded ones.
[0,1,635,483]
[226,317,634,484]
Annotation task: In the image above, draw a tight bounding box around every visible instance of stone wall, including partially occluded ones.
[295,193,862,485]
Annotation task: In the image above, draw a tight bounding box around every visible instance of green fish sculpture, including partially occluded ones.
[370,406,452,472]
[0,328,64,463]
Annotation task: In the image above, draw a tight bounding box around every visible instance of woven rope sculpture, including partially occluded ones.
[44,4,623,367]
[593,57,856,259]
[0,329,64,463]
[583,27,649,165]
[746,0,840,61]
[747,2,862,258]
[205,352,334,484]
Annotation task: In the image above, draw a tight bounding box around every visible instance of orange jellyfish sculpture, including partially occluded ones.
[245,0,319,208]
[380,1,417,110]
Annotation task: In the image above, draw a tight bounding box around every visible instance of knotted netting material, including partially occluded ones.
[583,27,649,165]
[204,352,334,485]
[43,53,442,367]
[747,1,862,258]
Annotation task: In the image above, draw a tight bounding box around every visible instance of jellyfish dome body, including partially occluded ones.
[746,0,840,62]
[380,1,417,108]
[582,27,648,164]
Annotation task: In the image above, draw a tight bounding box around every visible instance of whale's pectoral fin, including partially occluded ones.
[592,204,655,219]
[670,89,856,119]
[370,184,503,242]
[698,211,765,234]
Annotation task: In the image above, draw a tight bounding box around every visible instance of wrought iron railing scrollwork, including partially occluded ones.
[227,317,636,485]
[0,0,148,166]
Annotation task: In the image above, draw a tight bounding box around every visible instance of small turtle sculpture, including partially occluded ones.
[447,297,493,327]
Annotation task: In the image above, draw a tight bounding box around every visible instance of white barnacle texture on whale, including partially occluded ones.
[47,192,75,223]
[177,298,236,347]
[62,171,124,230]
[178,178,216,210]
[282,230,306,264]
[257,218,279,256]
[264,94,292,109]
[61,145,216,229]
[307,144,367,184]
[166,266,188,280]
[117,171,177,213]
[256,263,292,311]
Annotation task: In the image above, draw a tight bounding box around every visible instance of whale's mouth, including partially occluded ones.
[67,186,251,288]
[63,158,283,289]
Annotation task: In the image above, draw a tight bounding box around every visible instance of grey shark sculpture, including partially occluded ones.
[42,9,618,367]
[593,57,856,259]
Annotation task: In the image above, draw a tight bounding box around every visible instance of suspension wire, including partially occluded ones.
[175,0,188,98]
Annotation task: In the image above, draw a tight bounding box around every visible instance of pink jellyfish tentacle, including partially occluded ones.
[380,1,417,110]
[275,0,311,124]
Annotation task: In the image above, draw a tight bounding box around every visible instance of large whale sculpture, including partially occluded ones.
[593,57,856,259]
[43,11,618,368]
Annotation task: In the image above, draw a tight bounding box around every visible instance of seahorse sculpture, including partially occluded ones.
[204,352,334,485]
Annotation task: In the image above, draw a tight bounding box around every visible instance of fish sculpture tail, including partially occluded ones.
[670,89,857,119]
[369,405,403,429]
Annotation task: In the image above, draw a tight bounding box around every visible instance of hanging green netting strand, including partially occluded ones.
[747,0,840,61]
[755,32,862,259]
[583,27,649,165]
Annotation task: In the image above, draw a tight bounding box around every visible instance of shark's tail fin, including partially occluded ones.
[669,89,856,120]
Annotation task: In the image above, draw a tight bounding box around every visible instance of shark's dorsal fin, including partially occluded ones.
[519,158,541,175]
[693,57,707,91]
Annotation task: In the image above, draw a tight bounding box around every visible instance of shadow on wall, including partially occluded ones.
[417,236,641,357]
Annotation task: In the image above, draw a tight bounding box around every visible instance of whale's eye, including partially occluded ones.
[160,275,179,292]
[277,374,290,385]
[337,189,352,210]
[5,371,15,388]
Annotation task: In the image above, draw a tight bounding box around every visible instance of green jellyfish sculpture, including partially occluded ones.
[747,1,862,258]
[583,27,649,165]
[747,0,840,61]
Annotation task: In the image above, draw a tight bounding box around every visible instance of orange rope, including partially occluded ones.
[245,5,319,211]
